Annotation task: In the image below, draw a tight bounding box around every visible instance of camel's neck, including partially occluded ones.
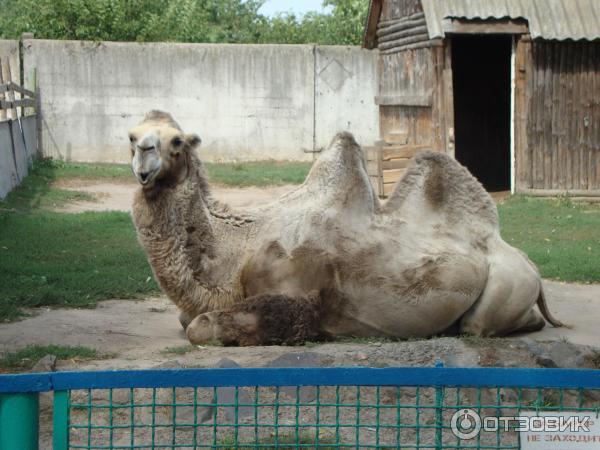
[132,160,254,317]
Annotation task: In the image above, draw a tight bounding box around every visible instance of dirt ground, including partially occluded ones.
[1,179,598,373]
[54,179,296,213]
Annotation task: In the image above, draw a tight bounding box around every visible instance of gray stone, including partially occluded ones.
[154,359,184,369]
[546,341,585,368]
[30,354,56,373]
[522,338,587,368]
[534,354,558,368]
[216,357,241,369]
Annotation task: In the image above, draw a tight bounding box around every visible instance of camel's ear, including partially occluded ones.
[185,133,201,150]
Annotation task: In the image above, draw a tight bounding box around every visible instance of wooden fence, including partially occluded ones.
[0,57,38,199]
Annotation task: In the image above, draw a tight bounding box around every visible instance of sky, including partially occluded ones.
[259,0,332,17]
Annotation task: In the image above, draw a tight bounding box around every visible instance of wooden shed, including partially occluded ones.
[363,0,600,197]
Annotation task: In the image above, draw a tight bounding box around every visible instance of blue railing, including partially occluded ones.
[1,367,599,449]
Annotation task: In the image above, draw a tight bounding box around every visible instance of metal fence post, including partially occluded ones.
[434,360,444,450]
[53,391,69,450]
[0,393,39,450]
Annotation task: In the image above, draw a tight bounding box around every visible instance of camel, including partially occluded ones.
[129,110,563,346]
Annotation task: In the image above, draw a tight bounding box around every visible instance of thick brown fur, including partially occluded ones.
[223,293,328,346]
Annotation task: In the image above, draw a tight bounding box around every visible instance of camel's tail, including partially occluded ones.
[537,284,568,328]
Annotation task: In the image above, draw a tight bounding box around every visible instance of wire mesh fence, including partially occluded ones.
[1,367,600,449]
[64,384,600,449]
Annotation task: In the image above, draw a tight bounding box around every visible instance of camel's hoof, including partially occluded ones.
[186,313,221,345]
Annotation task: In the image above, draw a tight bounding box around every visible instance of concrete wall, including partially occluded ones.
[23,39,378,163]
[315,46,379,151]
[0,116,37,199]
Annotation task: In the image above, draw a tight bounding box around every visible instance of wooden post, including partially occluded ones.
[514,35,532,191]
[1,59,18,120]
[442,40,455,158]
[24,68,36,117]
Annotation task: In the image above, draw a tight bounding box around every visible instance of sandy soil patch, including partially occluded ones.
[53,178,296,213]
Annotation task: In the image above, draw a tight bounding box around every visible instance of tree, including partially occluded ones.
[258,0,368,45]
[0,0,369,45]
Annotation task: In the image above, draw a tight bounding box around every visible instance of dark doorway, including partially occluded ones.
[452,35,512,191]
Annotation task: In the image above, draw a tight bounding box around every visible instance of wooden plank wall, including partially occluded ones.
[522,40,600,193]
[366,0,447,197]
[381,0,422,23]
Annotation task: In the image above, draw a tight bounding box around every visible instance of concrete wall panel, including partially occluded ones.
[315,46,379,151]
[23,40,379,163]
[24,40,320,162]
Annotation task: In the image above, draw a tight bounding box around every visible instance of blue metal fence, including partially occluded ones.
[1,367,599,449]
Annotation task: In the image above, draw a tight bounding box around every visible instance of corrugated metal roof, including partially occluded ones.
[421,0,600,40]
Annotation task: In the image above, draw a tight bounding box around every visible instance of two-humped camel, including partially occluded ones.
[129,111,563,346]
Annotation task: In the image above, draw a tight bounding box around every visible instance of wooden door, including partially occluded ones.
[374,44,449,196]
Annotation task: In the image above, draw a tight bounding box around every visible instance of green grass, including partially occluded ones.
[160,345,197,355]
[204,161,312,187]
[26,158,315,187]
[0,210,158,321]
[0,345,99,372]
[498,196,600,282]
[0,160,159,321]
[1,159,98,212]
[29,159,132,181]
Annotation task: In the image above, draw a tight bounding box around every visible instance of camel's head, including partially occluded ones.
[128,110,201,189]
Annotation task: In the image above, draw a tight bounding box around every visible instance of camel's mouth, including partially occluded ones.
[135,169,159,187]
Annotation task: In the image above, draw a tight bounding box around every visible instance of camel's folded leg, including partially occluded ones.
[186,293,327,346]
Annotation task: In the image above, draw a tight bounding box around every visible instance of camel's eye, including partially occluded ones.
[172,136,183,147]
[129,135,136,144]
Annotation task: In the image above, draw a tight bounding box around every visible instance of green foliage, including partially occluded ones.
[0,0,369,45]
[498,196,600,282]
[0,345,99,371]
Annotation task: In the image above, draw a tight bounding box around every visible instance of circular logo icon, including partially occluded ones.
[451,408,482,440]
